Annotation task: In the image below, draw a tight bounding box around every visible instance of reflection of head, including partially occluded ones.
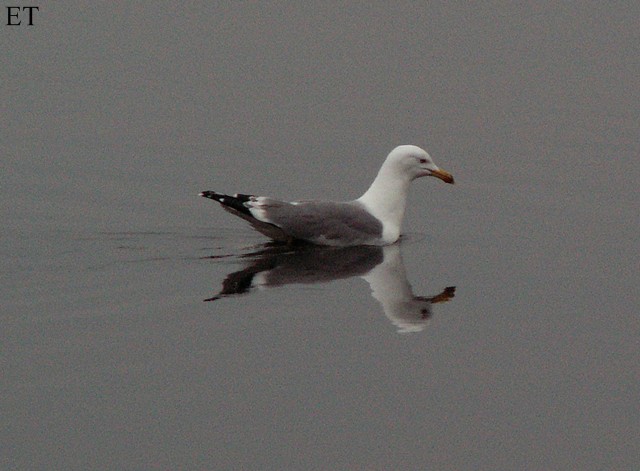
[362,245,455,333]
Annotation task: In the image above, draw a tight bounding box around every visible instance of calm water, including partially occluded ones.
[3,3,639,470]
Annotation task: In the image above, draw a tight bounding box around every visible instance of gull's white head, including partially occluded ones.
[386,145,454,184]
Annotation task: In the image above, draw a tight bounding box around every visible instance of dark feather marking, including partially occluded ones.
[200,190,290,241]
[200,191,253,217]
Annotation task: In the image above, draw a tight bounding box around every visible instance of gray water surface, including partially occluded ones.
[3,3,639,470]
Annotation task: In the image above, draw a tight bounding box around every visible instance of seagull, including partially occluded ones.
[200,145,454,246]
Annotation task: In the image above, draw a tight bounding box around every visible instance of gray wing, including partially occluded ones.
[253,199,384,246]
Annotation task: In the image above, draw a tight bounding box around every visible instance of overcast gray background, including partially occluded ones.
[2,2,639,470]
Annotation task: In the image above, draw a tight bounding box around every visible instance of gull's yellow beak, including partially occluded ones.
[429,168,454,184]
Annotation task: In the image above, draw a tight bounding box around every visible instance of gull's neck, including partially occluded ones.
[357,161,412,242]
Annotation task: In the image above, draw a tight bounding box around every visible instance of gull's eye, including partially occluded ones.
[419,158,427,164]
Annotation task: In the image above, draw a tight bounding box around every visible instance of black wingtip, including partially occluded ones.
[199,191,255,217]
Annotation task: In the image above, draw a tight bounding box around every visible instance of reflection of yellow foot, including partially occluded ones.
[429,286,456,304]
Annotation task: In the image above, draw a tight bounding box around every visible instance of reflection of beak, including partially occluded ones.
[429,286,456,303]
[429,168,454,184]
[415,287,456,304]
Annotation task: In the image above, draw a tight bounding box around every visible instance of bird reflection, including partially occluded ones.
[204,243,455,333]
